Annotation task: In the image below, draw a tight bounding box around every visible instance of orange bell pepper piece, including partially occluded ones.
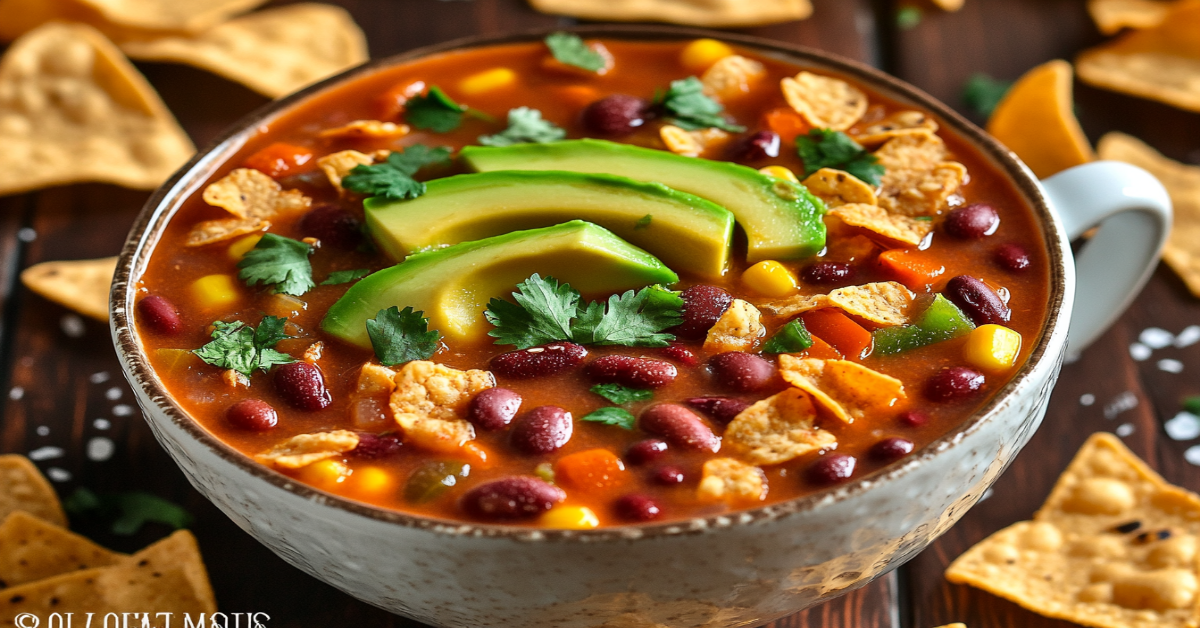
[797,333,843,360]
[763,107,810,144]
[243,142,314,179]
[878,249,946,291]
[555,448,627,494]
[800,309,872,359]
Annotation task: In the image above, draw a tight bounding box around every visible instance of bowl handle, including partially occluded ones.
[1041,161,1172,355]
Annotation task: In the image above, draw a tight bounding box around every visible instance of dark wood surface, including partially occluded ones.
[2,0,1199,626]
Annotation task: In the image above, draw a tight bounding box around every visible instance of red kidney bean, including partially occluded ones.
[731,130,781,161]
[926,366,985,401]
[994,243,1031,272]
[582,95,650,136]
[136,295,182,335]
[226,399,277,431]
[808,454,856,485]
[655,466,685,484]
[274,362,331,411]
[511,406,573,454]
[709,352,777,393]
[615,494,662,522]
[586,356,677,388]
[299,204,363,249]
[801,261,855,285]
[684,397,750,425]
[897,410,929,427]
[944,203,999,239]
[673,285,733,339]
[466,388,522,430]
[871,437,915,461]
[461,476,565,520]
[351,433,403,458]
[625,439,668,465]
[639,404,719,452]
[944,275,1011,326]
[658,342,698,367]
[490,342,587,379]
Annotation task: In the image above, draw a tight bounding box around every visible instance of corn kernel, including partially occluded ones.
[758,165,799,183]
[680,38,734,72]
[296,459,351,488]
[227,234,261,261]
[190,274,239,309]
[742,261,797,297]
[964,324,1022,372]
[540,505,600,530]
[458,68,516,95]
[351,467,392,495]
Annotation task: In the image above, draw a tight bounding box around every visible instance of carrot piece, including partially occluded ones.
[376,80,425,120]
[555,85,601,109]
[797,333,843,360]
[800,309,872,359]
[763,107,810,143]
[242,142,314,179]
[458,442,491,468]
[878,249,947,291]
[555,448,627,494]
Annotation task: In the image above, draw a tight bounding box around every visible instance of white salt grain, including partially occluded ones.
[1130,343,1152,361]
[1080,394,1095,406]
[1140,327,1175,349]
[1165,412,1200,440]
[1159,359,1185,373]
[28,446,63,461]
[86,437,114,461]
[1176,325,1200,348]
[45,468,70,482]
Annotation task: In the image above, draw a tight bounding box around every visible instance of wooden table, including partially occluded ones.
[3,0,1199,626]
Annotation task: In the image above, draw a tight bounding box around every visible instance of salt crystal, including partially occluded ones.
[1176,325,1200,348]
[1104,392,1139,419]
[1165,412,1200,440]
[1186,445,1200,466]
[104,387,122,401]
[1116,423,1135,437]
[28,446,63,461]
[17,228,36,243]
[35,426,48,436]
[1080,393,1095,406]
[1130,343,1152,361]
[8,387,22,400]
[112,404,133,417]
[86,437,114,461]
[88,371,110,384]
[1140,327,1175,349]
[45,468,70,482]
[1158,359,1185,373]
[93,418,110,430]
[60,315,85,338]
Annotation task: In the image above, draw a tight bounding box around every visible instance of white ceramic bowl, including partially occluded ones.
[111,27,1171,628]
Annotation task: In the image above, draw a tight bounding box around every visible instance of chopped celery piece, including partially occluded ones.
[762,319,813,354]
[873,294,975,356]
[403,461,470,504]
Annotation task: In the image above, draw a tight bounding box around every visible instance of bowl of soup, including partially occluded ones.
[110,26,1169,628]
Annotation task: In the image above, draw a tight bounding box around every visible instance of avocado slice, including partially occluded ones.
[322,220,678,347]
[364,171,734,278]
[460,139,827,261]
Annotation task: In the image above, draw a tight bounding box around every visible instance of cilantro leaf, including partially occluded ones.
[796,128,886,186]
[762,319,814,354]
[321,268,370,285]
[485,274,581,349]
[237,233,314,296]
[406,86,466,132]
[341,145,452,201]
[192,316,296,377]
[570,285,683,348]
[657,76,745,132]
[64,487,192,536]
[366,306,441,366]
[962,73,1013,119]
[580,407,636,430]
[590,383,653,405]
[479,107,566,147]
[634,214,652,230]
[545,32,606,72]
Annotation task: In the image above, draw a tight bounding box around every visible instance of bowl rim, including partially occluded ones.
[111,24,1071,542]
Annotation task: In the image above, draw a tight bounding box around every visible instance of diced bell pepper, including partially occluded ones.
[797,334,842,360]
[878,249,945,291]
[872,294,975,356]
[964,324,1022,372]
[800,309,872,359]
[242,142,314,179]
[555,449,626,494]
[762,319,813,354]
[403,461,470,504]
[541,505,600,529]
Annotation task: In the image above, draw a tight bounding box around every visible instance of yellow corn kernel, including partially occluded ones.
[296,459,351,488]
[351,467,392,495]
[190,274,239,309]
[540,505,600,530]
[758,165,799,183]
[458,68,516,95]
[680,38,734,72]
[227,234,261,261]
[742,261,797,297]
[964,324,1023,372]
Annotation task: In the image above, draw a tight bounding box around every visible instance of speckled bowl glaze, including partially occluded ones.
[111,26,1170,628]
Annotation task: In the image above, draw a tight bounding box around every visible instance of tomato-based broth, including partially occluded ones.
[137,39,1050,527]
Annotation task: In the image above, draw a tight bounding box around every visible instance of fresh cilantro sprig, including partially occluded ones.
[485,274,581,349]
[366,306,441,366]
[591,383,653,405]
[545,32,606,72]
[321,268,370,285]
[479,107,566,147]
[656,76,745,132]
[580,407,636,430]
[237,233,314,296]
[796,128,886,186]
[193,316,296,377]
[962,73,1013,119]
[341,145,452,201]
[64,487,192,536]
[406,86,467,132]
[570,286,683,347]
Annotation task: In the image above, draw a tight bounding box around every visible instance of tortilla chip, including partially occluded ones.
[701,54,766,101]
[781,71,869,131]
[319,120,409,140]
[0,23,194,197]
[76,0,266,32]
[931,0,965,10]
[763,281,914,326]
[875,132,966,216]
[255,430,359,470]
[660,125,730,158]
[1077,1,1200,113]
[120,4,369,98]
[779,355,906,423]
[390,361,492,452]
[526,0,812,27]
[1089,0,1175,34]
[853,110,939,146]
[935,625,967,628]
[20,256,118,322]
[0,511,122,587]
[188,167,310,245]
[831,203,934,246]
[703,299,764,353]
[987,60,1095,179]
[317,148,387,193]
[723,389,836,465]
[801,168,877,207]
[0,455,66,527]
[696,458,767,503]
[946,433,1200,628]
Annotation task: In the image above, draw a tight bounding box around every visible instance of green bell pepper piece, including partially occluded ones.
[873,294,975,356]
[762,319,814,354]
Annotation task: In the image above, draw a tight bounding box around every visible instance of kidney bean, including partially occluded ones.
[731,130,781,161]
[944,275,1011,326]
[994,243,1031,272]
[639,404,719,452]
[625,439,668,465]
[226,399,277,431]
[136,295,182,335]
[586,356,677,388]
[299,204,363,249]
[684,397,750,425]
[582,95,651,136]
[352,433,403,459]
[466,388,522,430]
[615,494,662,522]
[274,362,332,411]
[944,203,999,239]
[673,285,733,339]
[897,410,929,427]
[461,476,565,520]
[709,352,777,393]
[801,261,855,285]
[491,342,587,379]
[655,466,686,484]
[871,437,915,461]
[511,406,573,454]
[926,366,986,401]
[658,342,698,367]
[808,454,856,485]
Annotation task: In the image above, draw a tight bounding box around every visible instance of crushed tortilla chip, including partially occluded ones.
[763,281,914,326]
[0,511,122,588]
[831,203,934,247]
[947,433,1200,628]
[701,54,766,101]
[318,119,409,140]
[526,0,812,27]
[703,299,764,353]
[1077,1,1200,113]
[723,389,836,465]
[1097,132,1200,297]
[801,168,878,207]
[0,455,66,527]
[781,71,869,131]
[696,458,767,503]
[987,60,1096,179]
[390,361,493,453]
[20,256,118,322]
[875,132,966,216]
[318,149,388,193]
[853,110,939,146]
[1088,0,1174,34]
[660,124,730,158]
[255,430,359,470]
[188,168,310,246]
[356,362,397,395]
[779,355,906,423]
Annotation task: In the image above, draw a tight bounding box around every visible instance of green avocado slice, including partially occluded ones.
[321,220,678,347]
[364,170,734,279]
[460,139,827,261]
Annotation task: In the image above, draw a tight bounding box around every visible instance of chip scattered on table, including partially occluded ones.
[78,0,267,33]
[526,0,812,27]
[20,257,119,323]
[987,60,1095,179]
[0,511,122,587]
[0,455,67,527]
[1088,0,1176,35]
